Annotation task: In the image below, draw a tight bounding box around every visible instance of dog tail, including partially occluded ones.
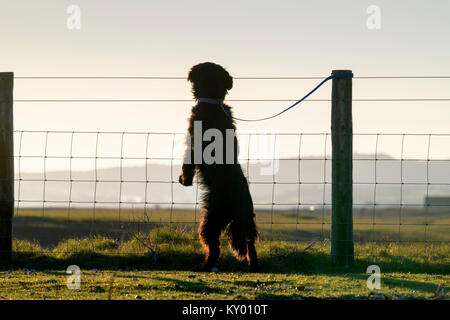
[226,218,259,260]
[226,220,247,260]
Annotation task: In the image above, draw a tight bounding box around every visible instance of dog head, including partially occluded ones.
[188,62,233,100]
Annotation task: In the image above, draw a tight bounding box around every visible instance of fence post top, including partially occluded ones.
[0,72,14,79]
[332,70,353,75]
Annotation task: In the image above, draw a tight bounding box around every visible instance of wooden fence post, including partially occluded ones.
[331,70,354,266]
[0,72,14,261]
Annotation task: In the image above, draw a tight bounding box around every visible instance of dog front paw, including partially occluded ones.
[179,175,193,186]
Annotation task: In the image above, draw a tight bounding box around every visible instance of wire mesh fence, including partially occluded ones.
[11,130,450,258]
[2,73,449,261]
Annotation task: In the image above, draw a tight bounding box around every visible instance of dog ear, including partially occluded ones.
[188,66,199,84]
[223,70,233,90]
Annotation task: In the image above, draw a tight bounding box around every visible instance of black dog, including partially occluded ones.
[179,62,259,272]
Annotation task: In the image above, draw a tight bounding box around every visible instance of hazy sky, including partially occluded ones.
[1,0,450,162]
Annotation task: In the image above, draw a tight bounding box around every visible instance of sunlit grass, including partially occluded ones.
[2,230,449,300]
[4,208,448,300]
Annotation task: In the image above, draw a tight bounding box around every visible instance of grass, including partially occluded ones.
[13,208,450,248]
[0,226,449,300]
[0,269,447,300]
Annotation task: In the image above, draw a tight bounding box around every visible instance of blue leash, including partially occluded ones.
[232,72,353,122]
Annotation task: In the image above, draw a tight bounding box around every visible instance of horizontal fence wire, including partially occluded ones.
[13,99,450,103]
[12,75,450,104]
[13,75,450,79]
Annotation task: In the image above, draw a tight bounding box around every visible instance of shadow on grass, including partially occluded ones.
[344,273,448,294]
[1,247,448,276]
[151,276,227,295]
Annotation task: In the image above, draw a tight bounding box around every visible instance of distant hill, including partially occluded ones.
[15,153,450,210]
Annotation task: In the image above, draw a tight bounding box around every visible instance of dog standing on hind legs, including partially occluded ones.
[178,62,259,272]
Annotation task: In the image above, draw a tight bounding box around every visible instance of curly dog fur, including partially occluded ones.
[179,62,259,272]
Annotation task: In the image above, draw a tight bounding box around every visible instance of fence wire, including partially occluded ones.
[10,130,450,258]
[7,75,450,260]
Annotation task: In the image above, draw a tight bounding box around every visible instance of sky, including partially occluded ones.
[1,0,450,165]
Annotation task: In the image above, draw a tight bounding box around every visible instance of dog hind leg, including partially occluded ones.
[247,240,259,272]
[199,215,223,271]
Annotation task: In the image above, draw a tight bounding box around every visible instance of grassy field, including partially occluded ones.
[0,225,448,300]
[0,269,447,300]
[1,208,448,300]
[13,208,450,247]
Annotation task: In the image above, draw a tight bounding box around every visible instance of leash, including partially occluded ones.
[232,72,353,122]
[198,73,353,122]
